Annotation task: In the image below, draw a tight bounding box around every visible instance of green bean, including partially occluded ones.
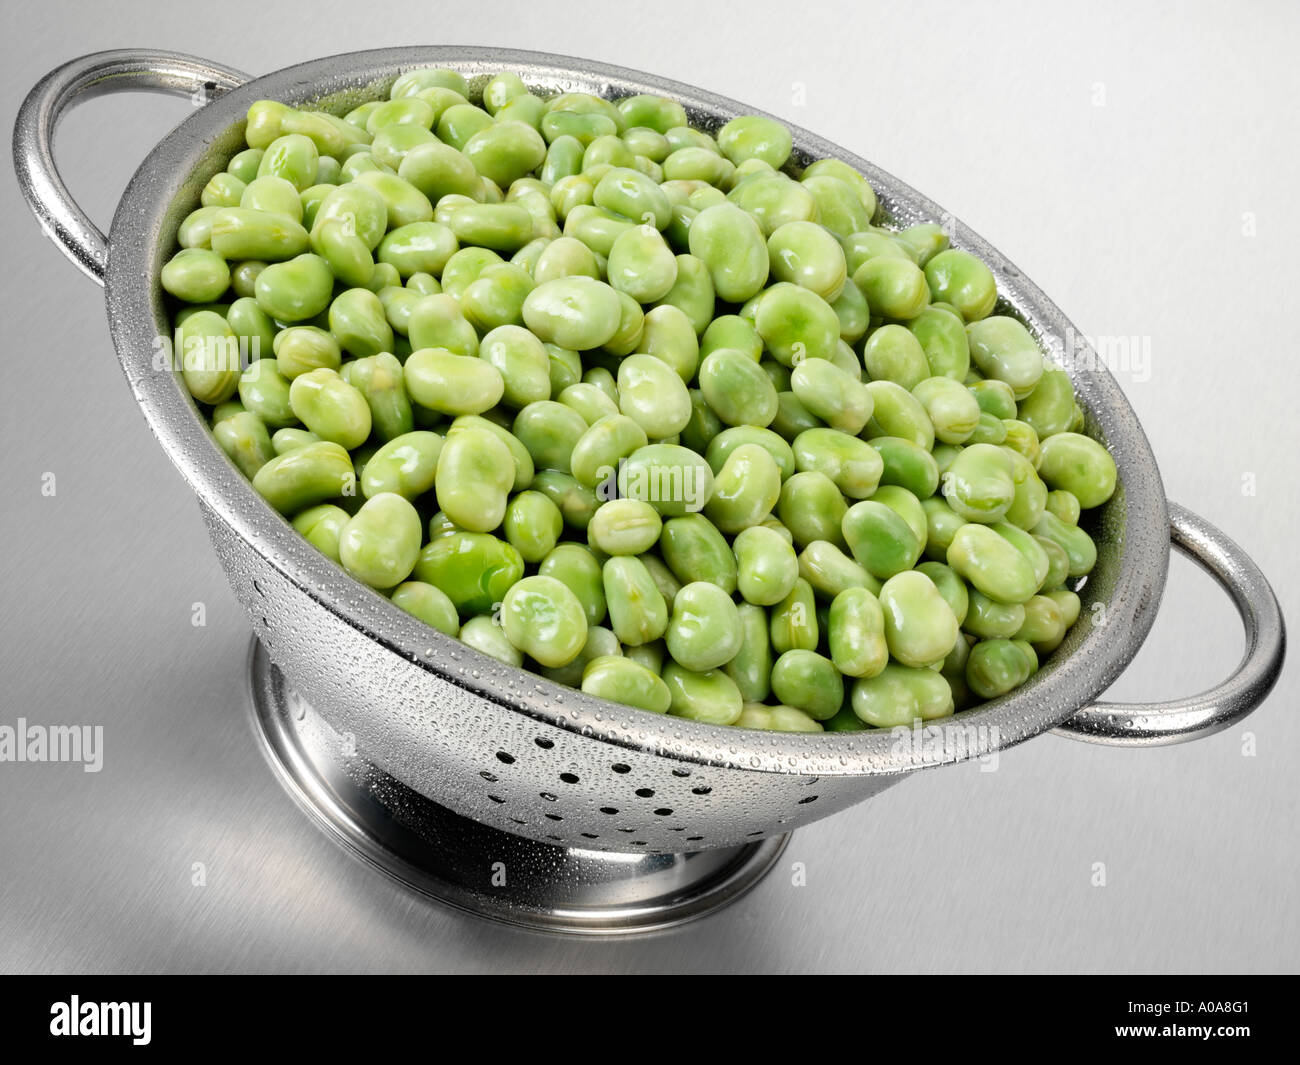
[966,316,1045,399]
[666,581,743,671]
[791,428,882,499]
[706,425,796,481]
[161,248,231,303]
[434,425,515,532]
[338,492,422,589]
[291,503,351,563]
[870,436,940,498]
[500,575,588,667]
[947,523,1038,605]
[705,443,781,534]
[1044,489,1082,526]
[582,655,671,713]
[360,430,442,500]
[755,284,841,366]
[853,255,930,320]
[459,616,522,666]
[908,304,970,380]
[913,375,980,444]
[828,586,889,678]
[213,411,274,479]
[1017,366,1075,440]
[777,471,847,548]
[842,500,923,580]
[405,348,504,416]
[1031,510,1098,577]
[660,513,737,592]
[662,662,744,725]
[602,556,669,646]
[414,531,524,615]
[390,580,460,636]
[733,525,800,606]
[288,368,372,449]
[587,499,663,556]
[770,578,818,653]
[864,380,935,449]
[798,541,881,599]
[1036,431,1118,509]
[878,570,960,668]
[862,324,929,389]
[924,249,997,321]
[966,638,1038,700]
[687,203,769,302]
[851,663,953,727]
[238,358,296,428]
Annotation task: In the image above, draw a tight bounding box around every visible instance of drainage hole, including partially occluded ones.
[686,835,704,842]
[544,813,562,822]
[539,792,558,802]
[611,763,631,774]
[600,807,618,815]
[496,751,515,764]
[534,737,554,749]
[797,795,819,804]
[580,833,599,839]
[671,768,691,778]
[691,786,712,795]
[635,787,654,798]
[747,830,764,837]
[617,827,635,833]
[653,808,673,817]
[487,795,505,804]
[479,771,498,783]
[559,772,579,784]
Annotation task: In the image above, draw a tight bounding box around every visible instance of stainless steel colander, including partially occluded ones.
[15,47,1286,934]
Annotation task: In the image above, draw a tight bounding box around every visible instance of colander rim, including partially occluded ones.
[104,45,1170,776]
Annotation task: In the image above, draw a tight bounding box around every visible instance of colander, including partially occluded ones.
[15,47,1286,935]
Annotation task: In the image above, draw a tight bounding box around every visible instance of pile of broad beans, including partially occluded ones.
[163,66,1117,733]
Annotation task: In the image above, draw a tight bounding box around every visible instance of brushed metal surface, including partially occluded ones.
[2,0,1296,973]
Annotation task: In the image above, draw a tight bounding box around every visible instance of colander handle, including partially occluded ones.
[13,49,249,286]
[1053,502,1285,747]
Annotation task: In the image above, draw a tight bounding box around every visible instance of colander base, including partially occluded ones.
[247,638,790,936]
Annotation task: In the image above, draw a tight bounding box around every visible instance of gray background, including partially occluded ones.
[1,0,1296,973]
